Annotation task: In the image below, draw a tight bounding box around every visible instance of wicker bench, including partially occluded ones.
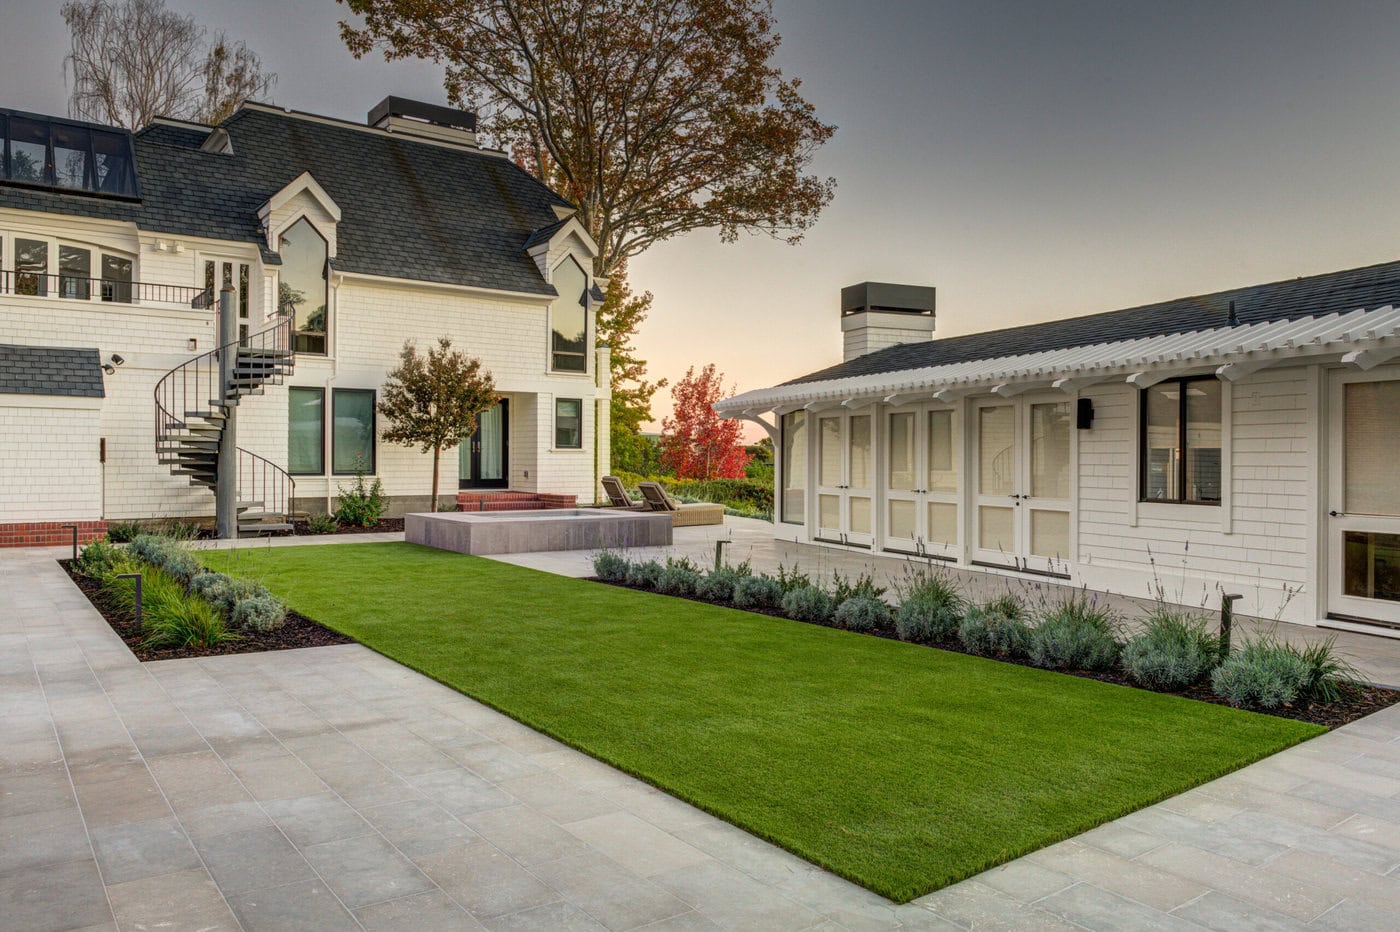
[637,481,726,527]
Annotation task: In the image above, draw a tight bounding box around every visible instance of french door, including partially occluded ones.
[1327,370,1400,625]
[459,399,509,489]
[884,406,960,559]
[815,410,874,547]
[203,257,251,342]
[972,396,1074,574]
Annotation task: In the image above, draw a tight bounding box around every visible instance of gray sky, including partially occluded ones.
[5,0,1400,427]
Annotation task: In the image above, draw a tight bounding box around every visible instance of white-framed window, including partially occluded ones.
[199,255,254,340]
[555,397,583,449]
[548,255,589,374]
[278,216,329,355]
[0,230,136,303]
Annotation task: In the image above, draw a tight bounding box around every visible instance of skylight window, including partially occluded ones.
[0,110,139,199]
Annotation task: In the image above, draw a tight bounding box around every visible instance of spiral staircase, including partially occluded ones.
[154,303,298,536]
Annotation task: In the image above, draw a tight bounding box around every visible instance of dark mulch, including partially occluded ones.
[188,517,406,539]
[591,577,1400,729]
[60,560,352,662]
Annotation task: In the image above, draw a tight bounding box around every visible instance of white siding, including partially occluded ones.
[0,398,102,521]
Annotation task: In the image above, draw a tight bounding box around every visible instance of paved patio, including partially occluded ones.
[3,536,1400,930]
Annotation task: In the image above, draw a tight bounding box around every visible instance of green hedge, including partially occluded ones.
[613,471,773,518]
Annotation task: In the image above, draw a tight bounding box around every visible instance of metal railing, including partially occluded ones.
[237,448,296,519]
[1,269,210,307]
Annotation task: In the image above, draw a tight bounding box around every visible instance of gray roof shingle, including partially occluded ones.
[0,344,105,398]
[0,105,577,296]
[788,259,1400,385]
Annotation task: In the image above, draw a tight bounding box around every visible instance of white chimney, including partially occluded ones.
[368,96,479,149]
[840,282,936,361]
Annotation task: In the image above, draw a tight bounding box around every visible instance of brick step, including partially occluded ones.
[454,490,578,511]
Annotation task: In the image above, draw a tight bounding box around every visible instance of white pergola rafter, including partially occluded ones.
[715,305,1400,417]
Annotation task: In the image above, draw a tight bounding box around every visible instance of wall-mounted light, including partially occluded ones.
[187,338,198,351]
[110,354,124,367]
[102,363,115,375]
[1076,397,1094,430]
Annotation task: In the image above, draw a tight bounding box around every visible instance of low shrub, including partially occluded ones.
[100,559,232,649]
[983,594,1024,619]
[831,571,886,605]
[774,564,814,593]
[782,585,835,624]
[893,572,963,642]
[1122,610,1220,692]
[696,568,741,602]
[733,575,783,610]
[625,559,664,589]
[305,512,340,535]
[1211,639,1312,709]
[1028,595,1120,671]
[129,534,201,583]
[835,596,891,632]
[207,576,271,617]
[189,571,232,602]
[105,521,143,543]
[74,537,122,578]
[1285,636,1362,704]
[231,593,287,633]
[335,462,385,528]
[153,520,201,541]
[592,550,631,583]
[656,564,701,597]
[959,605,1033,659]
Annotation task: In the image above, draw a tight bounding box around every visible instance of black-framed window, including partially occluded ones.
[555,398,583,449]
[333,389,376,474]
[288,387,325,475]
[1140,376,1222,505]
[0,109,138,198]
[550,256,588,372]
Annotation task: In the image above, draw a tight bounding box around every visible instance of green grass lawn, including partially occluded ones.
[203,542,1321,902]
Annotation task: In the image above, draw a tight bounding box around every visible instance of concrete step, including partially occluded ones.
[238,522,292,536]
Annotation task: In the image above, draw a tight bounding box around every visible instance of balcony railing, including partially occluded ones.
[0,270,210,308]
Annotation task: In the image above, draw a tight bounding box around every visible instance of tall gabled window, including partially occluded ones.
[280,217,328,355]
[1140,377,1222,504]
[549,256,588,373]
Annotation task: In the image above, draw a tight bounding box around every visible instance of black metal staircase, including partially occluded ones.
[154,309,297,536]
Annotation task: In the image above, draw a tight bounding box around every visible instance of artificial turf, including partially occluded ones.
[204,542,1322,902]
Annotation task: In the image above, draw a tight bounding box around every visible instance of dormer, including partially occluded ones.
[257,171,341,259]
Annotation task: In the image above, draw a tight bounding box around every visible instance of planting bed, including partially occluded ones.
[591,576,1400,729]
[61,559,352,661]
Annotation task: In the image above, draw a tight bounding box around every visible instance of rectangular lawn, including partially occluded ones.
[204,542,1321,902]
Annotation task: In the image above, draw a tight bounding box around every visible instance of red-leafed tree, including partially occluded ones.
[659,365,750,479]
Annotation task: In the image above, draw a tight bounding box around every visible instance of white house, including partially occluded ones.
[0,97,611,544]
[716,276,1400,635]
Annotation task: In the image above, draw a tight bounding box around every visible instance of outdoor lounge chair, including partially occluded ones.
[600,475,645,510]
[637,481,725,527]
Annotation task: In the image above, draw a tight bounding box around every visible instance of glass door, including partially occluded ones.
[813,410,874,547]
[884,406,960,558]
[1021,399,1074,573]
[1328,371,1400,625]
[973,401,1019,566]
[459,399,510,489]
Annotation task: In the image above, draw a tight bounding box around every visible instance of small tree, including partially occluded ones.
[379,337,498,510]
[659,365,750,480]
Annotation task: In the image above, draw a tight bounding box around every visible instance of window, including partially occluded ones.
[1140,377,1222,504]
[202,258,251,333]
[781,411,807,524]
[288,387,325,475]
[555,398,583,449]
[0,110,138,197]
[332,389,376,474]
[101,254,132,303]
[59,245,90,300]
[15,237,47,296]
[550,256,588,372]
[279,218,328,355]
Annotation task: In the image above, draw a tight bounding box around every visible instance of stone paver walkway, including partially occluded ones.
[4,539,1400,930]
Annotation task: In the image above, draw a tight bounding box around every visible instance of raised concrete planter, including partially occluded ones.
[405,508,672,555]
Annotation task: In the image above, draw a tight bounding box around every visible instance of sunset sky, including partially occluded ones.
[5,0,1400,432]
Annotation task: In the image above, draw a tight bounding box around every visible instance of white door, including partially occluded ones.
[973,400,1019,566]
[1022,398,1075,574]
[885,406,960,559]
[813,410,875,547]
[1327,370,1400,625]
[972,396,1075,573]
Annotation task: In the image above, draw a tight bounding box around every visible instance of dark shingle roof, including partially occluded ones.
[0,345,105,398]
[788,259,1400,385]
[0,105,577,296]
[523,217,571,250]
